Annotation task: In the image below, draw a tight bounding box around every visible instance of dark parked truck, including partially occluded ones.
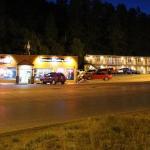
[40,72,66,84]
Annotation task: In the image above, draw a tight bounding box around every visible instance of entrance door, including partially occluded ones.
[18,65,32,84]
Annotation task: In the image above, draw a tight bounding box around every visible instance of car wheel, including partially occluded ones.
[52,80,56,85]
[87,76,92,80]
[61,81,65,85]
[104,77,109,81]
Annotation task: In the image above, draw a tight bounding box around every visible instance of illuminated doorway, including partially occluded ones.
[18,65,33,84]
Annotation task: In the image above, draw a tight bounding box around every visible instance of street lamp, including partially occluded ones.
[25,41,31,55]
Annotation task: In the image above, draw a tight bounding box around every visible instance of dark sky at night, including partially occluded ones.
[106,0,150,14]
[49,0,150,14]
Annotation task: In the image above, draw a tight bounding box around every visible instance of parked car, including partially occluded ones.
[83,70,97,80]
[117,68,124,74]
[92,72,112,80]
[97,68,117,74]
[77,69,96,81]
[117,68,140,74]
[40,72,66,84]
[130,69,140,74]
[86,69,97,73]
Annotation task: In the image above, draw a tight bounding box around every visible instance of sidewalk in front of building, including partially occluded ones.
[1,74,150,86]
[0,80,15,84]
[79,74,150,84]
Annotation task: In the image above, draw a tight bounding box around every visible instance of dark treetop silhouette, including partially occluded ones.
[1,0,150,62]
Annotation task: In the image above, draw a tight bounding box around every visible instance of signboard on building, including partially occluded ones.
[41,57,71,63]
[0,56,12,64]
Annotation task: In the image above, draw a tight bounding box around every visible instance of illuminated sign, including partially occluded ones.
[0,56,12,64]
[41,58,71,63]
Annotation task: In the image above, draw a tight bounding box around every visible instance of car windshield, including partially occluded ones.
[59,73,64,76]
[44,73,55,77]
[45,72,65,77]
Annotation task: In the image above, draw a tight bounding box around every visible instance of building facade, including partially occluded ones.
[0,54,78,84]
[85,54,150,74]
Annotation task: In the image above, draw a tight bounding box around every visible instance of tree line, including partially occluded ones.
[0,0,150,65]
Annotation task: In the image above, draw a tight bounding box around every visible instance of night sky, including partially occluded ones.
[49,0,150,14]
[106,0,150,14]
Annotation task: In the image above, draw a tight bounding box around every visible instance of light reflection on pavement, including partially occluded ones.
[0,83,150,133]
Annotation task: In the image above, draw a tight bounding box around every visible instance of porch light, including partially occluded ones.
[131,57,134,61]
[100,56,104,60]
[51,57,58,62]
[131,66,135,70]
[141,57,144,61]
[121,57,124,60]
[2,56,12,64]
[65,57,72,64]
[36,57,42,64]
[100,65,104,68]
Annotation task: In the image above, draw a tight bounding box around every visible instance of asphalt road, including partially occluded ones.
[0,82,150,133]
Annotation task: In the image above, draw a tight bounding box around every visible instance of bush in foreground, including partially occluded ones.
[0,112,150,150]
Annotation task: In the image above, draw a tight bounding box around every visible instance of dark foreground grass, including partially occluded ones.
[0,112,150,150]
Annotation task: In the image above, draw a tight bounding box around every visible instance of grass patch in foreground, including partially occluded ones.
[0,112,150,150]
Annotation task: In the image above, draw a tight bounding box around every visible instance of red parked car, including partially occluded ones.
[92,72,112,80]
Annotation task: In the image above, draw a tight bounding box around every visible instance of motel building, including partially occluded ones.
[0,54,78,84]
[84,54,150,74]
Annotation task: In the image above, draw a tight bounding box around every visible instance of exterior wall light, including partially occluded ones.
[100,65,104,68]
[51,57,58,62]
[131,66,135,70]
[121,57,124,61]
[100,56,104,60]
[65,57,72,64]
[0,56,13,64]
[37,56,42,63]
[141,57,144,61]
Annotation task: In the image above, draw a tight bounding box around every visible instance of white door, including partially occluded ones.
[18,65,32,84]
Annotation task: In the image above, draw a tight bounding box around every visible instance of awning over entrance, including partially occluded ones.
[17,60,33,66]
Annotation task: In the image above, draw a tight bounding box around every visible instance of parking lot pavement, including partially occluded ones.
[0,74,150,88]
[0,81,150,133]
[81,74,150,84]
